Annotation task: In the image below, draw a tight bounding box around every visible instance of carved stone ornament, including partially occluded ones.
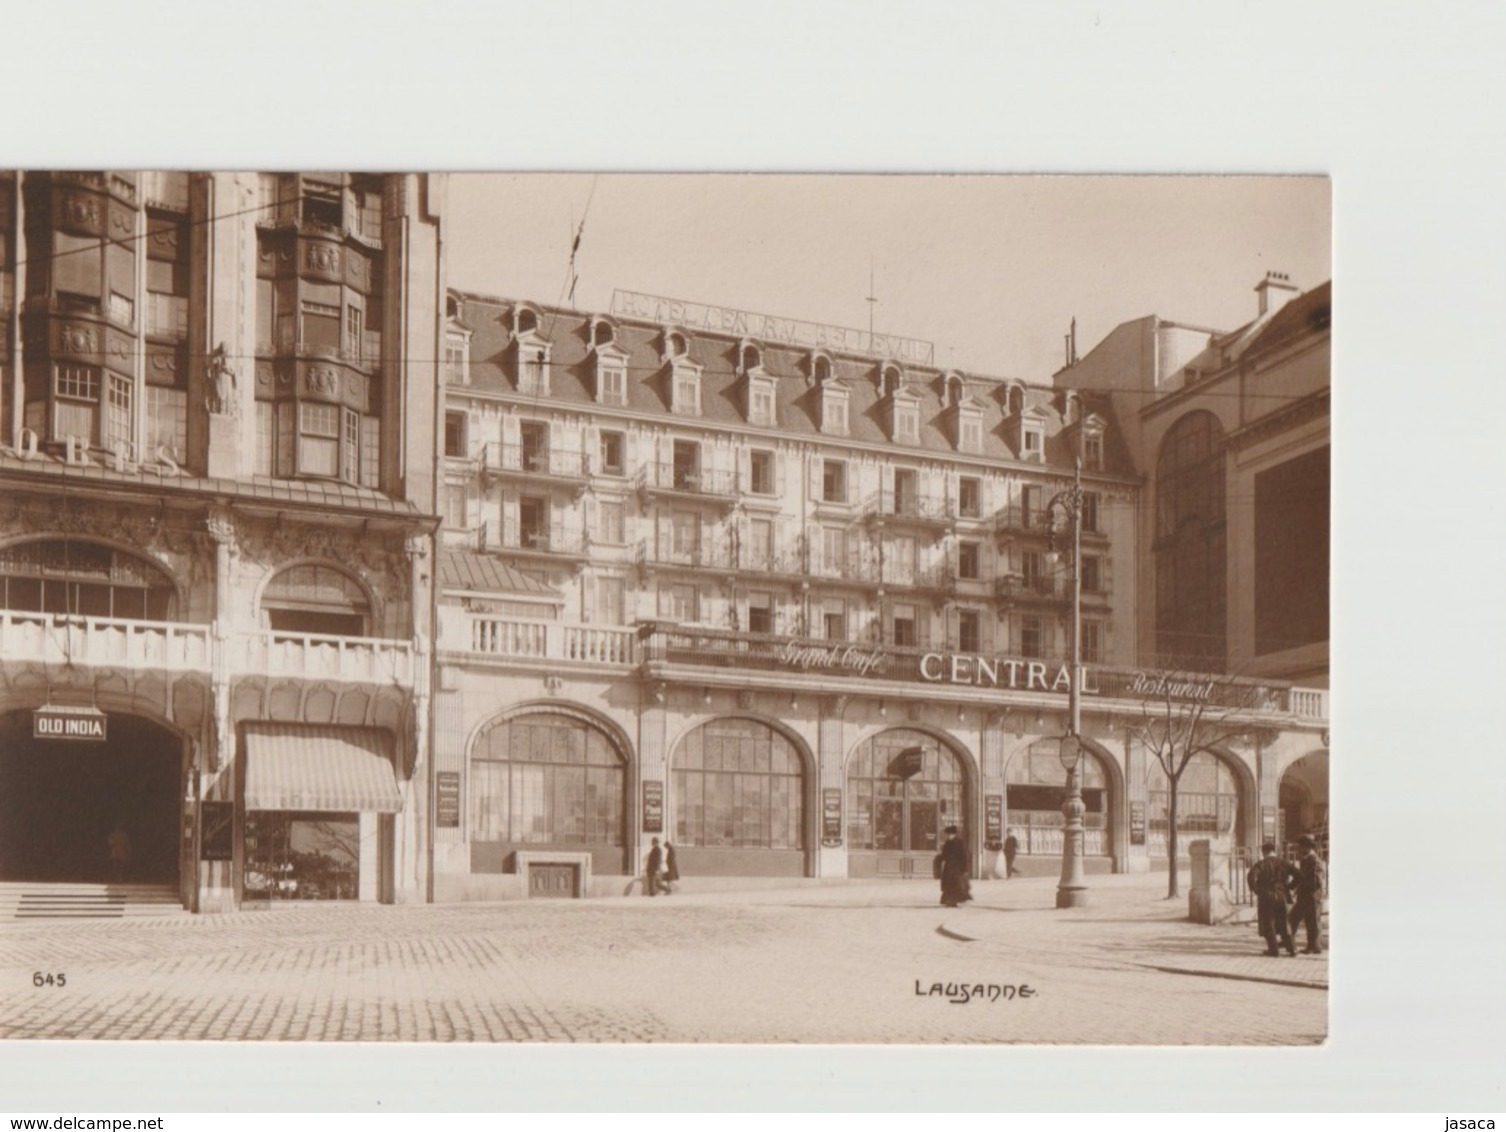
[61,193,101,229]
[737,689,754,711]
[308,366,340,399]
[57,323,97,354]
[544,674,563,695]
[205,510,238,552]
[305,242,341,274]
[207,343,239,417]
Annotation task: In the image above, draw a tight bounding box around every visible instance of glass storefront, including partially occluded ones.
[1006,739,1110,856]
[672,718,804,850]
[847,729,968,877]
[1146,750,1240,856]
[243,812,359,902]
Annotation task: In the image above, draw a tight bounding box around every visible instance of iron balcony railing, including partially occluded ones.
[480,442,590,481]
[636,538,739,572]
[636,462,740,499]
[473,519,589,557]
[865,489,955,525]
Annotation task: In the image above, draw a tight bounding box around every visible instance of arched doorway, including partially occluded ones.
[1005,738,1114,871]
[847,728,972,878]
[1146,749,1247,860]
[1280,751,1328,847]
[0,709,183,884]
[670,717,809,877]
[468,709,629,875]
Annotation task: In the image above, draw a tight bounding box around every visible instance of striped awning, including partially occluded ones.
[243,725,403,813]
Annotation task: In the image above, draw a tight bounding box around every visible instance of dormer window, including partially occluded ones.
[1017,406,1048,463]
[516,307,539,335]
[951,394,987,454]
[944,372,965,408]
[747,373,777,427]
[821,383,850,436]
[740,340,763,374]
[590,321,629,407]
[670,355,703,416]
[663,329,689,361]
[811,352,834,387]
[1080,412,1107,470]
[888,384,922,446]
[879,362,903,399]
[519,348,549,396]
[444,329,470,386]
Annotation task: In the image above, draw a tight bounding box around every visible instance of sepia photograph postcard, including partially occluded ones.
[0,171,1331,1047]
[0,0,1502,1116]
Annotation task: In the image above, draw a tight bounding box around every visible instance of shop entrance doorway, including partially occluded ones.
[847,729,969,879]
[0,709,182,884]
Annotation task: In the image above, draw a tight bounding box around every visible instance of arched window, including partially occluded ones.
[1005,738,1110,857]
[262,563,370,637]
[1155,411,1227,668]
[673,719,804,850]
[1146,750,1241,856]
[847,729,967,854]
[470,712,626,854]
[0,538,176,620]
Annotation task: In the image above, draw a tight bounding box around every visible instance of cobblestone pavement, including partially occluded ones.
[0,874,1325,1045]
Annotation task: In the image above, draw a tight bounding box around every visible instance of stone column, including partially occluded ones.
[636,681,670,884]
[390,532,432,905]
[200,509,238,913]
[1123,729,1151,874]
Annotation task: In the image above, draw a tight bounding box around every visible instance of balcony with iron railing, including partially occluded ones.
[635,462,740,504]
[472,518,589,561]
[479,442,591,488]
[732,543,809,581]
[636,537,739,575]
[992,504,1050,538]
[864,489,954,530]
[878,560,954,594]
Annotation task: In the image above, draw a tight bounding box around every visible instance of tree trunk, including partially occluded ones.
[1166,780,1180,898]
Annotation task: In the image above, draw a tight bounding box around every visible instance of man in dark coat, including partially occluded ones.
[644,837,663,897]
[937,825,972,908]
[663,842,679,895]
[1288,834,1327,954]
[1003,829,1019,879]
[1246,841,1298,956]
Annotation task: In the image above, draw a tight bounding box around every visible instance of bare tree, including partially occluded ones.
[1127,671,1267,898]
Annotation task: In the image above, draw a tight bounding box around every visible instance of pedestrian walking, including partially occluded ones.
[644,837,663,897]
[1246,841,1298,956]
[936,825,972,908]
[1003,829,1019,878]
[106,821,132,882]
[1288,833,1326,954]
[663,841,679,895]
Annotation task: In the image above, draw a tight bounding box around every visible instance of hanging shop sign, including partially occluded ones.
[984,794,1004,851]
[821,788,843,847]
[201,801,234,862]
[1130,801,1146,846]
[886,746,925,780]
[642,781,664,834]
[435,772,461,829]
[33,705,108,742]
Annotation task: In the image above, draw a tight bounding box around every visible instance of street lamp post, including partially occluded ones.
[1046,457,1088,909]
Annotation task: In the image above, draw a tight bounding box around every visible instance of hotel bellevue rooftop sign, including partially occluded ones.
[641,624,1283,712]
[611,289,936,366]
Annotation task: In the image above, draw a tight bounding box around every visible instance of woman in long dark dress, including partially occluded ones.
[938,825,972,907]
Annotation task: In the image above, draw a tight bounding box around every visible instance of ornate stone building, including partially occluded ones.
[0,172,443,911]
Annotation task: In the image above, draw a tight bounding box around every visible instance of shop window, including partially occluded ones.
[243,813,358,902]
[470,713,626,851]
[672,718,805,852]
[846,730,965,855]
[262,563,370,637]
[1006,739,1109,857]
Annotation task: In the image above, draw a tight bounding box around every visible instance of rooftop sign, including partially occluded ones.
[611,289,936,366]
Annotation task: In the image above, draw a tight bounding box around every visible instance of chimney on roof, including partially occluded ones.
[1255,271,1300,317]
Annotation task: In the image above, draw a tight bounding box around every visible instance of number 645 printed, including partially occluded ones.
[32,971,66,987]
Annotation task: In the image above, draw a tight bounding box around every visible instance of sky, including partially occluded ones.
[447,174,1331,383]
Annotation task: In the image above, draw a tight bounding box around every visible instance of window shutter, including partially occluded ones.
[808,455,821,501]
[656,510,672,560]
[656,585,671,619]
[1103,553,1115,594]
[805,523,823,573]
[581,575,594,624]
[501,413,520,449]
[583,497,598,544]
[738,446,751,495]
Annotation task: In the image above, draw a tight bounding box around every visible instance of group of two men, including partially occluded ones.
[1246,833,1327,956]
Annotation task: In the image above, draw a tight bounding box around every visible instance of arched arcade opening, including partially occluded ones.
[846,727,973,878]
[0,708,184,885]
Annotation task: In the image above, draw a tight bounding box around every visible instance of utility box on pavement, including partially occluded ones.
[1188,839,1236,924]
